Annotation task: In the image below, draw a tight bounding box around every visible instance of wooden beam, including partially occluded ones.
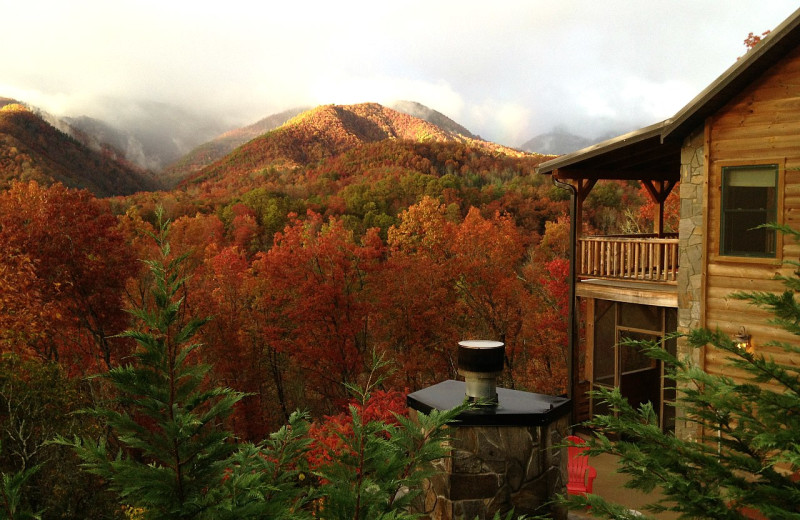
[641,179,679,236]
[641,179,678,202]
[576,280,678,307]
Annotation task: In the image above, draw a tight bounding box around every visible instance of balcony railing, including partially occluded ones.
[578,234,679,283]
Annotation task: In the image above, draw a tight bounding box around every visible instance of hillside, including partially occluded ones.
[161,107,308,187]
[0,102,160,196]
[182,102,528,191]
[63,99,229,173]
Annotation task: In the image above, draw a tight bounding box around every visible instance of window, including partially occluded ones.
[721,164,778,257]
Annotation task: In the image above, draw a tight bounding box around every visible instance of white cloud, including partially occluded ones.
[1,0,798,147]
[467,100,532,145]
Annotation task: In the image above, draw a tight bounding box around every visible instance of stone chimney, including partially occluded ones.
[407,340,571,520]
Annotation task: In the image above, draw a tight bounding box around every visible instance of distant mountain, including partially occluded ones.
[182,102,527,191]
[390,100,477,138]
[62,99,230,173]
[0,101,160,196]
[519,131,595,155]
[164,101,477,187]
[161,107,308,187]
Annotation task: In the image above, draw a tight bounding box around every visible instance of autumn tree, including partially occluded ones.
[509,217,571,395]
[377,197,463,387]
[0,181,137,373]
[452,208,528,343]
[251,212,384,412]
[744,30,771,51]
[0,250,49,355]
[189,244,289,439]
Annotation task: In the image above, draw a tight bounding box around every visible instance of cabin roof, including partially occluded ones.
[537,7,800,180]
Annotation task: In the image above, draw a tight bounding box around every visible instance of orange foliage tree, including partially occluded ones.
[378,197,462,388]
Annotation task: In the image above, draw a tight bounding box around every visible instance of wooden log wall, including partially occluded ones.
[703,44,800,378]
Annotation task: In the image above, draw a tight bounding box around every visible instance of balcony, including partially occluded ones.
[578,234,679,284]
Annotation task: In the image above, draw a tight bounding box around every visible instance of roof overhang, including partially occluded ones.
[536,121,680,183]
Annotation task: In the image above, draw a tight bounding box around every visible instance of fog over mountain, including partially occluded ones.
[63,99,230,172]
[519,131,594,156]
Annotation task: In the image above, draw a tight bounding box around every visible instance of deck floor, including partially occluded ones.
[566,443,678,519]
[576,278,678,307]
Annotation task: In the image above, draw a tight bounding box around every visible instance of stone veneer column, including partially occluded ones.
[676,128,705,440]
[422,417,570,520]
[407,381,571,520]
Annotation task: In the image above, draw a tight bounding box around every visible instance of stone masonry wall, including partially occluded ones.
[676,128,705,440]
[419,415,570,520]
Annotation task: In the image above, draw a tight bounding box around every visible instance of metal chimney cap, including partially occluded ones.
[458,340,504,349]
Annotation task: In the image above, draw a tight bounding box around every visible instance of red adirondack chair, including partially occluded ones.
[566,435,597,496]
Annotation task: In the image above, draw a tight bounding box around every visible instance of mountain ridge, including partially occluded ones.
[163,101,480,187]
[161,107,308,187]
[0,101,160,196]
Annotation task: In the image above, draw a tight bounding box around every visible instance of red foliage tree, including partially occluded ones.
[0,248,51,355]
[0,181,137,373]
[251,212,384,412]
[516,218,571,394]
[306,389,407,472]
[744,30,770,51]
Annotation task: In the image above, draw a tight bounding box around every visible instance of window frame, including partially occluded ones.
[716,160,784,263]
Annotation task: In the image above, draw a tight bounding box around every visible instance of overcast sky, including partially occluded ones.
[1,1,798,147]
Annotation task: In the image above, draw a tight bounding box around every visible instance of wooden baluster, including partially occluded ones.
[653,242,658,281]
[625,241,632,279]
[585,240,590,277]
[602,241,608,278]
[609,240,619,278]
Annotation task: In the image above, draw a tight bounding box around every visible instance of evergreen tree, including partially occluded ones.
[311,354,468,520]
[63,209,246,519]
[568,225,800,519]
[0,441,41,520]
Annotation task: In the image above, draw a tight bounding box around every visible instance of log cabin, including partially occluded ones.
[536,7,800,439]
